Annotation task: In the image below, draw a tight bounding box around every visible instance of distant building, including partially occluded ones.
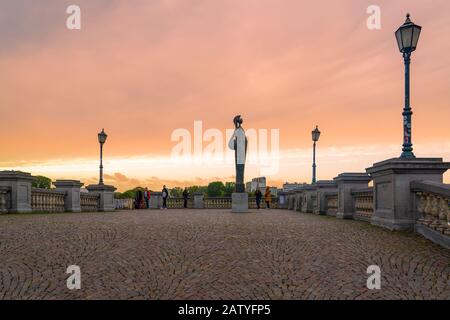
[282,182,307,192]
[269,187,279,196]
[245,177,266,192]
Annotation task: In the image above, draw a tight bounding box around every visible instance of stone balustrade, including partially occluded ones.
[325,192,338,216]
[167,197,193,209]
[80,193,100,212]
[115,198,134,210]
[352,187,374,222]
[0,186,11,213]
[204,197,232,209]
[31,188,65,212]
[411,181,450,248]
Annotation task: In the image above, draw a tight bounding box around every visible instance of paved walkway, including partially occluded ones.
[0,209,449,299]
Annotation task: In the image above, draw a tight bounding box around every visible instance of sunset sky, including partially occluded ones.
[0,0,449,191]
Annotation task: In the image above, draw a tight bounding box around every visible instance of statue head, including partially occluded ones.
[233,115,243,128]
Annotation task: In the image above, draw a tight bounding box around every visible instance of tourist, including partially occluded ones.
[143,188,149,209]
[146,189,151,208]
[161,185,169,209]
[255,188,262,209]
[182,187,189,208]
[135,189,143,209]
[264,187,272,209]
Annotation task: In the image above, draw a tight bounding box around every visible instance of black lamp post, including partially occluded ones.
[311,125,321,184]
[97,129,108,185]
[395,13,421,158]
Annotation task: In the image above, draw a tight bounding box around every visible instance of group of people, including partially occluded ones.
[135,185,272,210]
[134,186,190,209]
[254,186,272,209]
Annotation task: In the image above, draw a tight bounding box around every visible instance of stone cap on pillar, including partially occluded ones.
[86,184,117,192]
[54,180,84,188]
[150,191,162,196]
[193,192,204,196]
[315,180,338,189]
[302,184,317,191]
[366,157,450,175]
[333,172,372,184]
[0,170,35,182]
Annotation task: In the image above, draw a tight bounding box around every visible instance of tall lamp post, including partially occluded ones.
[311,125,321,184]
[395,13,421,158]
[98,129,108,185]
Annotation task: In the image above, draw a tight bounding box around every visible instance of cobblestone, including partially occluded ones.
[0,209,449,299]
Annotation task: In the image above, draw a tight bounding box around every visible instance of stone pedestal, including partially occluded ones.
[149,192,163,209]
[314,180,338,215]
[277,192,288,209]
[0,171,34,213]
[54,180,83,212]
[301,185,316,213]
[193,193,204,209]
[232,192,248,213]
[334,173,372,219]
[366,158,450,230]
[294,189,303,211]
[86,184,117,212]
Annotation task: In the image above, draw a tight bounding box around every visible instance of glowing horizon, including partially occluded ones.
[1,0,449,191]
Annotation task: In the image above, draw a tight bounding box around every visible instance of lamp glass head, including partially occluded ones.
[98,128,107,144]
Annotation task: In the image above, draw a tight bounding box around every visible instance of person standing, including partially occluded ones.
[182,187,189,208]
[143,188,149,209]
[264,187,272,209]
[162,185,169,209]
[255,188,262,210]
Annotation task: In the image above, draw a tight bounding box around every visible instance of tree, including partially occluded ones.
[32,175,52,189]
[187,185,207,195]
[170,187,183,197]
[223,182,235,197]
[207,181,225,197]
[116,187,146,199]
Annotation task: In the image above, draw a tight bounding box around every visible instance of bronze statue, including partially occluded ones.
[228,115,248,193]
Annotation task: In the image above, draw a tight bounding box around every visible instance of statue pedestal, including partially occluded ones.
[232,192,248,213]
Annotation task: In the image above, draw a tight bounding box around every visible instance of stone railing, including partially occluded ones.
[325,193,338,216]
[352,187,374,222]
[167,197,193,209]
[115,198,134,210]
[80,193,99,212]
[31,188,65,212]
[412,181,450,239]
[204,197,232,209]
[0,186,11,213]
[248,197,279,209]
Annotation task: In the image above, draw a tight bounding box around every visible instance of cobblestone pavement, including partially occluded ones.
[0,209,449,300]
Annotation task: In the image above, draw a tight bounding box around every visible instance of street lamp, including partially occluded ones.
[97,128,108,185]
[311,125,321,184]
[395,13,421,158]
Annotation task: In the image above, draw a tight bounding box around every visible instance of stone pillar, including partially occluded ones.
[314,180,338,215]
[278,192,288,209]
[54,180,83,212]
[86,184,117,212]
[301,185,316,213]
[293,190,302,211]
[366,158,450,230]
[0,171,34,213]
[287,193,293,210]
[149,192,163,209]
[334,173,372,219]
[232,192,249,213]
[193,192,204,209]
